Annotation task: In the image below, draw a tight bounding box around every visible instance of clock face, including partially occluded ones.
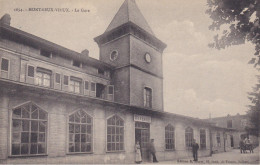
[110,50,118,61]
[145,53,151,63]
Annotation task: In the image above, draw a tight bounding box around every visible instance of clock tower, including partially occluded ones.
[94,0,166,111]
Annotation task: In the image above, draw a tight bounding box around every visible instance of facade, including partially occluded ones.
[209,114,259,148]
[0,0,237,164]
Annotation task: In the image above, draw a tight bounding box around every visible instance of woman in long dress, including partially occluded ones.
[135,141,142,164]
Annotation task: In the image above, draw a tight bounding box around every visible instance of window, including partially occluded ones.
[165,124,175,150]
[1,58,9,71]
[185,127,193,147]
[35,68,51,87]
[144,87,152,108]
[108,86,114,95]
[73,60,81,68]
[27,65,35,77]
[227,120,232,128]
[69,110,92,153]
[216,133,221,147]
[55,73,61,84]
[40,49,51,58]
[96,83,105,98]
[200,129,206,149]
[69,77,81,94]
[97,69,104,75]
[11,102,47,156]
[107,115,124,152]
[85,81,89,90]
[91,82,96,92]
[64,75,69,86]
[110,50,118,61]
[105,71,110,78]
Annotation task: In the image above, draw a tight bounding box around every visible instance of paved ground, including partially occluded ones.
[152,147,259,164]
[0,148,258,164]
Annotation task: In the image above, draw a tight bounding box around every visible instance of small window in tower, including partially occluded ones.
[110,50,118,61]
[73,60,81,68]
[144,87,152,108]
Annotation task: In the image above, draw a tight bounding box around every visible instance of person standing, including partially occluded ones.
[239,138,244,153]
[147,139,158,163]
[192,139,199,161]
[135,141,142,164]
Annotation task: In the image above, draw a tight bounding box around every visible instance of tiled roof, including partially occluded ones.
[0,24,114,70]
[105,0,154,35]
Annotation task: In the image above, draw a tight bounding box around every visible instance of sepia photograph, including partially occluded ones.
[0,0,259,164]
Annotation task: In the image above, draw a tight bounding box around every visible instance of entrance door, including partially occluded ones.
[135,122,150,161]
[230,135,234,147]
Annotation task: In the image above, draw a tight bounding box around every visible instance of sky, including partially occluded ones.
[0,0,257,119]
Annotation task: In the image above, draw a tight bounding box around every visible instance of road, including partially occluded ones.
[155,147,259,164]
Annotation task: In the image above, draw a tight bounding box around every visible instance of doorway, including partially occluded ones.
[96,83,105,98]
[230,135,234,147]
[135,122,150,161]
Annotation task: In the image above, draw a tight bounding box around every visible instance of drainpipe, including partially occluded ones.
[209,127,212,156]
[223,132,226,152]
[209,113,213,156]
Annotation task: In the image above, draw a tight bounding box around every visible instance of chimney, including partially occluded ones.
[0,14,11,26]
[81,49,89,57]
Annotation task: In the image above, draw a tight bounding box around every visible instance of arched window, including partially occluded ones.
[200,129,206,149]
[107,115,124,152]
[185,127,193,147]
[12,102,47,156]
[69,110,92,153]
[165,124,175,150]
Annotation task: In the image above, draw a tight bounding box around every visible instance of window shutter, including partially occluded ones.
[55,73,61,83]
[85,81,89,90]
[63,75,69,85]
[91,82,96,91]
[108,85,114,95]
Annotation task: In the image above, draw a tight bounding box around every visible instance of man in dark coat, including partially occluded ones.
[147,139,158,163]
[192,139,199,161]
[239,138,244,153]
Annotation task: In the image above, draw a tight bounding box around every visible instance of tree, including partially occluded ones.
[247,76,260,137]
[206,0,259,65]
[206,0,260,137]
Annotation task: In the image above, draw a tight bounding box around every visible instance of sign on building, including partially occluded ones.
[134,114,151,123]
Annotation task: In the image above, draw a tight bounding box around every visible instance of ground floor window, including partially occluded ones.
[200,129,206,149]
[69,110,92,153]
[12,102,47,156]
[107,115,124,152]
[165,124,175,150]
[185,127,193,147]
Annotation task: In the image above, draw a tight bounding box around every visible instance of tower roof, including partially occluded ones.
[105,0,154,35]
